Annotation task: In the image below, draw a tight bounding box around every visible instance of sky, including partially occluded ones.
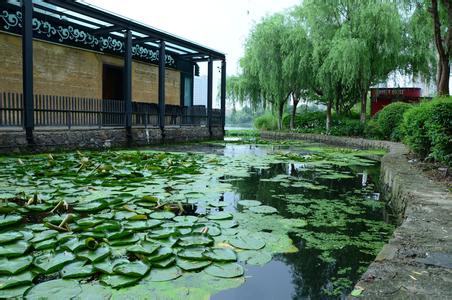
[82,0,300,76]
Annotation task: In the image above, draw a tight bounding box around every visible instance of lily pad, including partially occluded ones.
[109,235,140,246]
[249,205,278,214]
[0,232,23,244]
[147,247,173,262]
[144,266,182,282]
[204,263,244,278]
[61,261,95,279]
[0,284,30,298]
[176,258,211,271]
[25,279,82,299]
[237,200,262,207]
[0,271,33,289]
[203,248,237,262]
[74,200,107,213]
[0,240,29,257]
[178,234,214,247]
[100,274,140,289]
[237,250,272,266]
[229,236,265,250]
[77,246,111,263]
[93,258,129,275]
[30,230,58,244]
[152,256,176,268]
[206,212,233,220]
[0,215,22,228]
[148,228,176,239]
[127,241,160,255]
[0,256,33,275]
[34,252,76,274]
[177,248,207,260]
[113,261,149,277]
[61,238,86,252]
[149,211,176,220]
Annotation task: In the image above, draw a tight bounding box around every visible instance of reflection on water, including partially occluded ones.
[151,143,392,300]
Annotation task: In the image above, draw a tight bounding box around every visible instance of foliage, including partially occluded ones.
[401,97,452,165]
[225,130,260,138]
[225,106,255,128]
[374,102,412,141]
[253,112,279,131]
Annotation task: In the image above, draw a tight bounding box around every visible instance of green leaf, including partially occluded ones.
[229,236,265,250]
[109,235,140,246]
[100,274,140,289]
[204,263,244,278]
[0,215,22,228]
[61,238,86,253]
[0,256,33,275]
[237,200,262,207]
[0,284,30,298]
[147,228,176,239]
[61,261,95,279]
[34,252,76,274]
[177,248,207,261]
[147,247,173,262]
[206,212,233,220]
[113,261,149,277]
[237,250,272,266]
[30,230,58,243]
[77,246,111,263]
[203,248,237,262]
[351,287,364,297]
[149,211,176,220]
[0,240,29,257]
[144,266,182,282]
[34,238,57,250]
[152,256,175,268]
[0,271,33,290]
[93,258,129,275]
[0,232,23,244]
[248,205,278,214]
[176,258,211,271]
[127,241,160,255]
[178,234,214,247]
[25,279,82,299]
[73,200,107,213]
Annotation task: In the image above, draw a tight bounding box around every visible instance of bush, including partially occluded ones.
[364,118,382,139]
[330,119,365,137]
[401,97,452,165]
[375,102,412,141]
[282,111,326,132]
[253,112,278,131]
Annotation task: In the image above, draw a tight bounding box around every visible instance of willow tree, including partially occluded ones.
[241,13,291,129]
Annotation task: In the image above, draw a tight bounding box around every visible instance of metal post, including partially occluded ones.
[124,30,132,144]
[158,40,166,134]
[220,59,226,134]
[207,57,213,136]
[22,0,34,144]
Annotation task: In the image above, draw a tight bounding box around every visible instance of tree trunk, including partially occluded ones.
[277,102,284,130]
[326,98,332,133]
[431,0,451,96]
[290,95,299,130]
[360,91,367,123]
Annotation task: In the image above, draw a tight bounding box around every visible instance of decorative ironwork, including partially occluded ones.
[0,9,175,66]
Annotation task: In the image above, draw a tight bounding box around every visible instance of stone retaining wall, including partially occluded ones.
[262,131,452,299]
[0,126,223,153]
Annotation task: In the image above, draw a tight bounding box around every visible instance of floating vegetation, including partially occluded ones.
[0,143,393,298]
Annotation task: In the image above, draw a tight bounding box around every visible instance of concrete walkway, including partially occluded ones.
[261,131,452,299]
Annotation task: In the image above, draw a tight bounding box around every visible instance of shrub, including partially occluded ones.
[282,111,326,132]
[364,118,382,139]
[330,119,365,137]
[401,97,452,165]
[254,112,278,131]
[375,102,412,141]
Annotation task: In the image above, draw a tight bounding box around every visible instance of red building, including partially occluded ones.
[370,88,422,116]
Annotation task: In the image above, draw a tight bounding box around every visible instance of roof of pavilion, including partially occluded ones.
[0,0,225,68]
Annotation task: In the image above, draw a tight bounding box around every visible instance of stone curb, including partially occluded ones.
[261,131,452,299]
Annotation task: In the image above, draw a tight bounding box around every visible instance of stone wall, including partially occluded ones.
[0,126,223,153]
[0,32,180,105]
[261,131,452,299]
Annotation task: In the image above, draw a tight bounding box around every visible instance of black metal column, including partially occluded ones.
[207,57,213,136]
[22,0,34,144]
[158,40,166,135]
[124,30,133,144]
[220,59,226,134]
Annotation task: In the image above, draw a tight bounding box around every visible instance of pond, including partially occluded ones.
[0,140,394,299]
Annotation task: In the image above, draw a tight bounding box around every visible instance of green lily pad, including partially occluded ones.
[237,250,272,266]
[34,238,57,250]
[93,258,129,275]
[173,215,198,224]
[194,225,221,236]
[76,217,102,228]
[30,230,58,244]
[100,274,140,289]
[0,256,33,275]
[74,200,107,213]
[25,279,81,299]
[144,266,182,282]
[152,256,176,268]
[0,215,22,228]
[208,200,229,207]
[248,205,278,214]
[77,283,112,300]
[148,228,176,239]
[92,221,121,232]
[0,240,29,257]
[213,220,239,229]
[109,235,140,246]
[77,246,111,263]
[176,258,211,271]
[113,261,149,277]
[34,252,76,274]
[0,284,30,298]
[206,212,233,220]
[229,236,265,250]
[61,261,95,279]
[204,263,244,278]
[0,232,23,244]
[237,200,262,207]
[178,234,214,247]
[106,230,133,241]
[203,248,237,262]
[149,211,176,220]
[177,248,207,260]
[61,238,86,252]
[0,271,33,290]
[147,247,173,262]
[127,241,160,255]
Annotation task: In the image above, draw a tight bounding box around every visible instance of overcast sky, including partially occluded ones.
[82,0,300,75]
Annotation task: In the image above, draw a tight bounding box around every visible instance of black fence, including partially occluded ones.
[0,92,222,129]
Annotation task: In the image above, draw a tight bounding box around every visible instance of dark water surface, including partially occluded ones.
[153,143,393,300]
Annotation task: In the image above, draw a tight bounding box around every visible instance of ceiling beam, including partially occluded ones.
[91,25,123,35]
